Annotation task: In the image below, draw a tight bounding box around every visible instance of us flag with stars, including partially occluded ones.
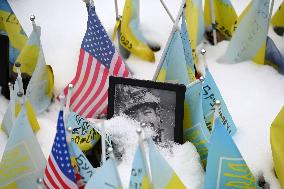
[44,111,78,189]
[63,5,130,118]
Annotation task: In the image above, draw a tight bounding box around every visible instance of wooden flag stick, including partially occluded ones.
[211,100,221,131]
[160,0,175,23]
[152,0,186,81]
[136,127,152,187]
[209,0,217,45]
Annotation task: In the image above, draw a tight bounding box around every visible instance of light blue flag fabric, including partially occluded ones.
[69,141,95,185]
[0,104,46,189]
[265,36,284,74]
[180,13,196,83]
[85,158,122,189]
[156,30,191,85]
[184,80,210,166]
[204,118,259,189]
[202,68,237,135]
[26,35,54,114]
[129,145,150,189]
[224,0,270,63]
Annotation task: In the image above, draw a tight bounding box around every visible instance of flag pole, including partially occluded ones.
[152,0,186,81]
[160,0,175,23]
[65,83,73,120]
[108,147,123,187]
[114,0,119,20]
[15,63,24,93]
[211,100,221,131]
[8,83,15,125]
[136,127,152,188]
[209,0,217,45]
[99,121,107,164]
[200,48,208,75]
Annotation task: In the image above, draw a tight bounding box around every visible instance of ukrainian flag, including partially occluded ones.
[204,118,258,189]
[0,0,27,64]
[0,104,46,189]
[224,0,270,64]
[204,0,238,39]
[129,145,150,189]
[271,106,284,188]
[119,0,155,62]
[148,139,186,189]
[184,80,210,167]
[13,25,40,76]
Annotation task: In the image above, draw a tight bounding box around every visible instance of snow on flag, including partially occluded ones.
[0,104,46,189]
[43,110,77,189]
[202,67,237,135]
[204,118,258,189]
[224,0,270,64]
[63,5,130,118]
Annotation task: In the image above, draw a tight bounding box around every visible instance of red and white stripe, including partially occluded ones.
[64,49,129,118]
[43,155,77,189]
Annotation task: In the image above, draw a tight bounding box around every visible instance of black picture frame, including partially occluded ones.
[108,76,186,144]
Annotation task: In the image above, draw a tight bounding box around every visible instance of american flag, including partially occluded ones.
[63,6,130,118]
[44,111,78,189]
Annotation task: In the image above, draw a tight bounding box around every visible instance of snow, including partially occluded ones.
[1,0,284,188]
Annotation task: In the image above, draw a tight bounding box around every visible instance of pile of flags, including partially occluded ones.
[1,0,284,188]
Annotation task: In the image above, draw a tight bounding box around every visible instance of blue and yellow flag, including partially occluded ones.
[204,118,258,189]
[155,14,196,84]
[85,158,122,189]
[270,106,284,188]
[271,1,284,36]
[0,104,46,189]
[119,0,155,62]
[0,0,27,64]
[202,68,237,135]
[129,144,150,189]
[204,0,238,39]
[265,36,284,74]
[67,112,101,152]
[13,25,40,76]
[69,141,95,186]
[148,139,186,189]
[224,0,270,64]
[184,0,205,66]
[184,80,210,167]
[26,44,54,114]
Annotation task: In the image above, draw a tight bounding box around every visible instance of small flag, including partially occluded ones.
[67,112,101,152]
[224,0,270,64]
[26,42,54,114]
[43,111,77,189]
[271,1,284,36]
[0,0,27,64]
[202,68,237,135]
[129,144,150,189]
[148,139,186,189]
[155,14,195,84]
[265,37,284,74]
[184,80,210,167]
[270,106,284,188]
[119,0,155,62]
[69,141,95,186]
[204,118,258,189]
[204,0,238,39]
[85,158,122,189]
[0,104,46,188]
[12,25,40,76]
[62,5,130,118]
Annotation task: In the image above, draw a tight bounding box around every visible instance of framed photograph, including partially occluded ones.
[108,76,186,144]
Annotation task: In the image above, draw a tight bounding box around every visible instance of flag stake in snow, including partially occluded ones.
[200,48,208,69]
[8,82,15,125]
[99,121,107,164]
[136,127,152,187]
[15,62,24,93]
[209,0,217,45]
[159,0,175,23]
[65,83,73,119]
[211,99,221,131]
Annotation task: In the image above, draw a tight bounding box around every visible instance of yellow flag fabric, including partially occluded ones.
[271,106,284,188]
[120,0,155,62]
[271,1,284,27]
[0,0,27,64]
[13,26,40,76]
[204,0,238,39]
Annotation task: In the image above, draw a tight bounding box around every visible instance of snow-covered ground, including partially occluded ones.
[1,0,284,188]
